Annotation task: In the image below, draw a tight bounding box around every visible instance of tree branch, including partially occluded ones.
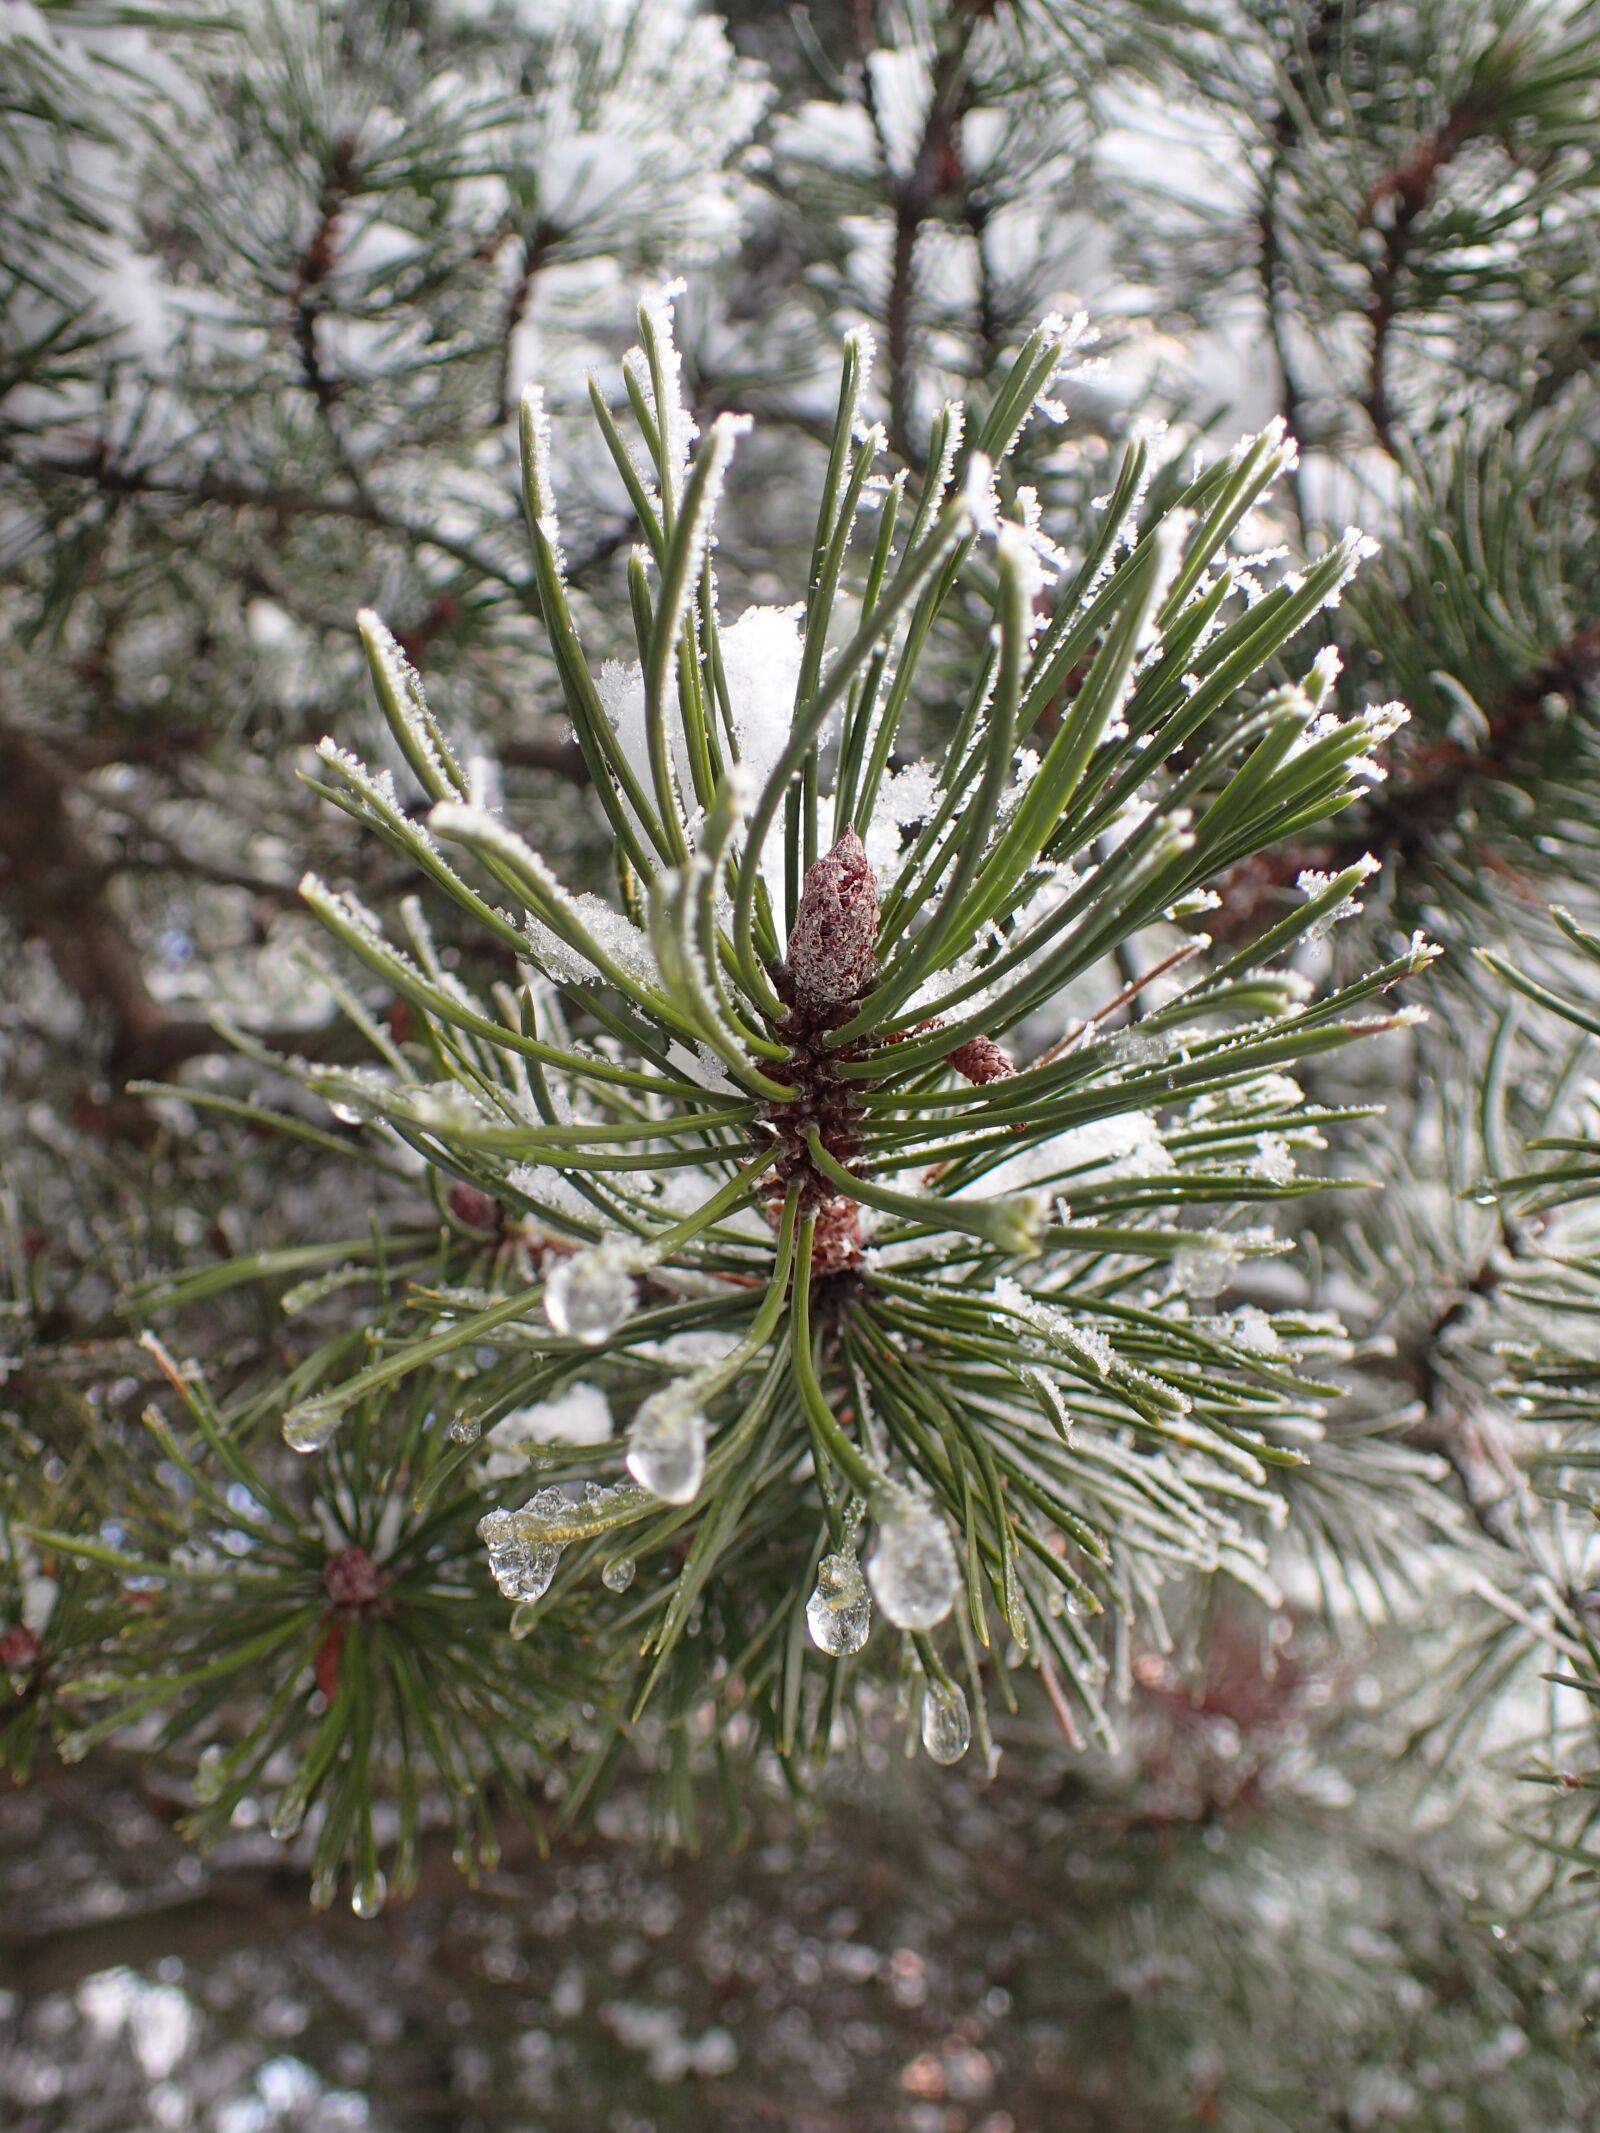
[861,5,977,461]
[494,227,550,428]
[1362,101,1485,451]
[0,710,182,1079]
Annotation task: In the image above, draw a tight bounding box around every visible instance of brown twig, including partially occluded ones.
[1396,1246,1529,1550]
[859,6,978,461]
[1208,622,1600,938]
[1363,101,1486,451]
[0,710,185,1079]
[494,228,550,428]
[0,699,372,1091]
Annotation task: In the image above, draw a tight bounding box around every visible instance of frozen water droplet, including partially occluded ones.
[806,1551,872,1656]
[351,1869,387,1919]
[322,1069,394,1127]
[921,1679,971,1764]
[282,1398,344,1454]
[626,1391,707,1504]
[309,1867,338,1910]
[867,1490,960,1630]
[270,1793,308,1842]
[477,1507,563,1603]
[601,1555,637,1593]
[194,1743,227,1803]
[58,1730,90,1765]
[447,1413,482,1445]
[544,1244,638,1346]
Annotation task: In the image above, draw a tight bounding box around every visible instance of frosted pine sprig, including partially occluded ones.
[267,287,1436,1769]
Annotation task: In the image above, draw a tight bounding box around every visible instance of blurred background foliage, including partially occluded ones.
[3,0,1600,2126]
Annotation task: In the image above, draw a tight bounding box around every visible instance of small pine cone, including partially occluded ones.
[323,1547,388,1611]
[945,1035,1014,1085]
[0,1624,43,1675]
[785,828,879,1013]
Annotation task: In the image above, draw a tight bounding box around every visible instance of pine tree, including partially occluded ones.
[3,2,1600,2125]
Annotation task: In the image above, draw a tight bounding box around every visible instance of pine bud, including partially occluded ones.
[945,1035,1014,1085]
[785,827,879,1012]
[323,1547,388,1611]
[0,1625,43,1676]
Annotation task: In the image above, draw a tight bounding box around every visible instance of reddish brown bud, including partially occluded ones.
[810,1195,865,1276]
[448,1182,501,1232]
[314,1622,345,1701]
[785,827,879,1013]
[945,1035,1014,1086]
[323,1547,388,1612]
[0,1625,42,1676]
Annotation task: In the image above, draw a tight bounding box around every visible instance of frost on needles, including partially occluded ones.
[269,286,1436,1772]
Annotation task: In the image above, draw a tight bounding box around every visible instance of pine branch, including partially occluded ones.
[1395,1245,1527,1551]
[1211,621,1600,935]
[860,4,979,460]
[0,700,363,1090]
[494,227,551,430]
[1362,97,1487,451]
[0,708,185,1079]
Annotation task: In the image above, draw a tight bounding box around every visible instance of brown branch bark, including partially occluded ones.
[1209,622,1600,939]
[861,6,978,462]
[288,135,358,418]
[10,442,630,611]
[0,712,183,1079]
[11,445,528,597]
[1396,1247,1529,1551]
[500,733,588,781]
[0,704,370,1091]
[0,1797,547,1997]
[494,228,550,428]
[1363,101,1486,452]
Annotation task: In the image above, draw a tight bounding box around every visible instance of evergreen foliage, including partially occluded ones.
[2,0,1600,2115]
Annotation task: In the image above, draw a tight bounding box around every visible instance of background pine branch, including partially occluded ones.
[4,1,1600,2125]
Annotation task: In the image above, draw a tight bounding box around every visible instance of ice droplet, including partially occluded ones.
[477,1507,563,1602]
[351,1869,387,1919]
[322,1069,394,1126]
[447,1413,482,1445]
[867,1490,960,1630]
[626,1390,707,1504]
[269,1791,308,1842]
[806,1551,872,1656]
[194,1743,227,1803]
[310,1867,338,1910]
[920,1679,972,1765]
[282,1398,344,1454]
[544,1245,638,1346]
[601,1555,637,1593]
